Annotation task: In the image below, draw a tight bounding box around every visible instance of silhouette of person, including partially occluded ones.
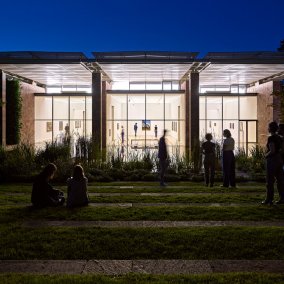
[158,129,168,186]
[221,129,236,188]
[202,133,215,187]
[67,165,89,208]
[262,121,284,205]
[121,126,125,144]
[31,163,65,208]
[154,125,158,138]
[134,123,138,137]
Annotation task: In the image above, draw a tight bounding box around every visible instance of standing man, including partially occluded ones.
[134,123,138,137]
[154,125,158,138]
[158,129,168,186]
[202,133,215,187]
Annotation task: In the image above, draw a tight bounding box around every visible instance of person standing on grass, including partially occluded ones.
[67,164,89,208]
[158,129,168,186]
[202,133,215,187]
[221,129,236,188]
[31,163,65,208]
[262,121,284,205]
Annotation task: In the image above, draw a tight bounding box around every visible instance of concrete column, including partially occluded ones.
[92,72,102,149]
[185,79,190,156]
[0,71,6,146]
[102,81,107,150]
[190,73,200,150]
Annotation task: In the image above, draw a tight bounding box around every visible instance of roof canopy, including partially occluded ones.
[0,51,283,86]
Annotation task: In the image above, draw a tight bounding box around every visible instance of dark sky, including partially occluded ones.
[1,0,283,58]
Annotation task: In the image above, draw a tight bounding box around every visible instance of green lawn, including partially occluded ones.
[1,204,284,222]
[1,273,284,284]
[1,226,284,260]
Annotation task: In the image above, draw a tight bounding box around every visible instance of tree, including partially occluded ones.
[278,40,284,52]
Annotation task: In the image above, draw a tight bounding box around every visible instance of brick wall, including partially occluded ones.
[20,82,45,144]
[247,81,279,147]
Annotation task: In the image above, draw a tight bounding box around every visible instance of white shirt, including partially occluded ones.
[223,137,235,151]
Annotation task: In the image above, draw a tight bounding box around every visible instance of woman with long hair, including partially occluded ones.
[67,164,89,208]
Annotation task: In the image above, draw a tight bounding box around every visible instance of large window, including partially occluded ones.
[107,92,185,156]
[199,95,257,153]
[35,95,92,149]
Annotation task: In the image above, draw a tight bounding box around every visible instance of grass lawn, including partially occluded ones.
[0,182,266,194]
[1,204,284,222]
[1,225,284,260]
[1,273,284,284]
[0,192,266,205]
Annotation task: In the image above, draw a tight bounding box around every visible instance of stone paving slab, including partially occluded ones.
[89,192,262,196]
[0,260,87,274]
[22,220,284,228]
[89,202,258,207]
[1,260,283,274]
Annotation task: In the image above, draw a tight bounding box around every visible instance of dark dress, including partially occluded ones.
[202,141,215,186]
[265,134,284,202]
[31,176,65,208]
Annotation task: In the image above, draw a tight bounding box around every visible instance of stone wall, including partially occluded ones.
[20,82,45,144]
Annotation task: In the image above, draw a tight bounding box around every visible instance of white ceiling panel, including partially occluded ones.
[200,64,284,85]
[98,63,193,81]
[0,64,92,86]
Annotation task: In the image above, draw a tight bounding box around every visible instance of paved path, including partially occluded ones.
[22,220,284,228]
[0,259,283,274]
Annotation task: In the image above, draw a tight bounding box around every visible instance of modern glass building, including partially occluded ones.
[1,51,284,156]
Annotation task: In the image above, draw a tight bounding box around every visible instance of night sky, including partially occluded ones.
[1,0,283,58]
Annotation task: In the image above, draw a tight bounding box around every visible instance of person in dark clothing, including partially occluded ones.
[134,123,138,137]
[221,129,236,188]
[67,165,89,208]
[158,129,168,186]
[154,125,158,138]
[277,123,284,166]
[202,133,215,187]
[262,121,284,205]
[31,163,65,208]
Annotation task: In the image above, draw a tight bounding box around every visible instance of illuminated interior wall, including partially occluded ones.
[35,95,92,146]
[106,92,185,155]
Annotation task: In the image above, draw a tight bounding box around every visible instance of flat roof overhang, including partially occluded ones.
[0,51,284,87]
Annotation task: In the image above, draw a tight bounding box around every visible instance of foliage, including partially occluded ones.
[6,80,22,145]
[0,143,37,181]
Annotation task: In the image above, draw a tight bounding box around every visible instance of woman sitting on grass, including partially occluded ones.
[31,163,65,208]
[67,165,89,208]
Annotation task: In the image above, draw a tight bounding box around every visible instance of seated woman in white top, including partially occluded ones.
[67,165,89,208]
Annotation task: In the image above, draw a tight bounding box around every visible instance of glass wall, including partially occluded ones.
[199,95,257,154]
[35,95,92,151]
[107,92,185,157]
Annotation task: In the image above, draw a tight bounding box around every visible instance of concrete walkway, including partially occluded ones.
[1,259,283,274]
[22,220,284,228]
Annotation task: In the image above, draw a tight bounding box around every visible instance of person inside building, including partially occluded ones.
[134,123,138,137]
[66,164,89,208]
[262,121,284,205]
[202,133,215,187]
[221,129,236,188]
[154,125,158,138]
[158,129,168,186]
[121,126,125,144]
[31,163,65,208]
